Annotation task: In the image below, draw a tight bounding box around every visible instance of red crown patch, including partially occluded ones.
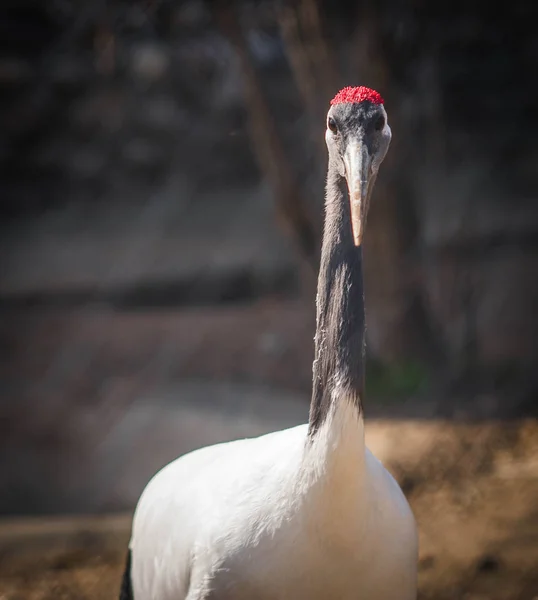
[330,86,384,106]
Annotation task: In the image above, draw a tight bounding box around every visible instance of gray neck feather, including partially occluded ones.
[308,166,366,436]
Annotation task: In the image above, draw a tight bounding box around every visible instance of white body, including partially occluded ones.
[129,399,418,600]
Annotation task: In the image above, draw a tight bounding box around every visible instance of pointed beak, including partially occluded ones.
[343,143,372,246]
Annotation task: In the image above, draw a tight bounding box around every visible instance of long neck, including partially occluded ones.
[308,166,366,436]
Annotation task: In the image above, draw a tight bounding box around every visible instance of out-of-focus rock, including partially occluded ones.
[129,43,170,83]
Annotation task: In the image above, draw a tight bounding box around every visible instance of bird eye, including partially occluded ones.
[327,117,338,134]
[374,115,385,131]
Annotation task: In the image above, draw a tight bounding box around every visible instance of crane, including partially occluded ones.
[120,86,418,600]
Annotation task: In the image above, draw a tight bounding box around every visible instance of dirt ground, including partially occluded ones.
[1,301,537,599]
[0,419,537,600]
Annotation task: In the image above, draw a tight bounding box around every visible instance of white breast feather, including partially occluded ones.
[130,399,417,600]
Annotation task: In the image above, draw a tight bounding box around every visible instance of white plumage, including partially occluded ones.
[129,398,417,599]
[124,87,418,600]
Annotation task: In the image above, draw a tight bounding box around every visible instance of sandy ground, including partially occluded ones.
[1,301,537,598]
[0,419,537,600]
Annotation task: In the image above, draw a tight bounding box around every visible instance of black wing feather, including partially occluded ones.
[119,549,133,600]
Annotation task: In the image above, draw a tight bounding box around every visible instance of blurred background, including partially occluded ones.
[0,0,537,598]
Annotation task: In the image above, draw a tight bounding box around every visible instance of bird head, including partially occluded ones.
[325,86,391,246]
